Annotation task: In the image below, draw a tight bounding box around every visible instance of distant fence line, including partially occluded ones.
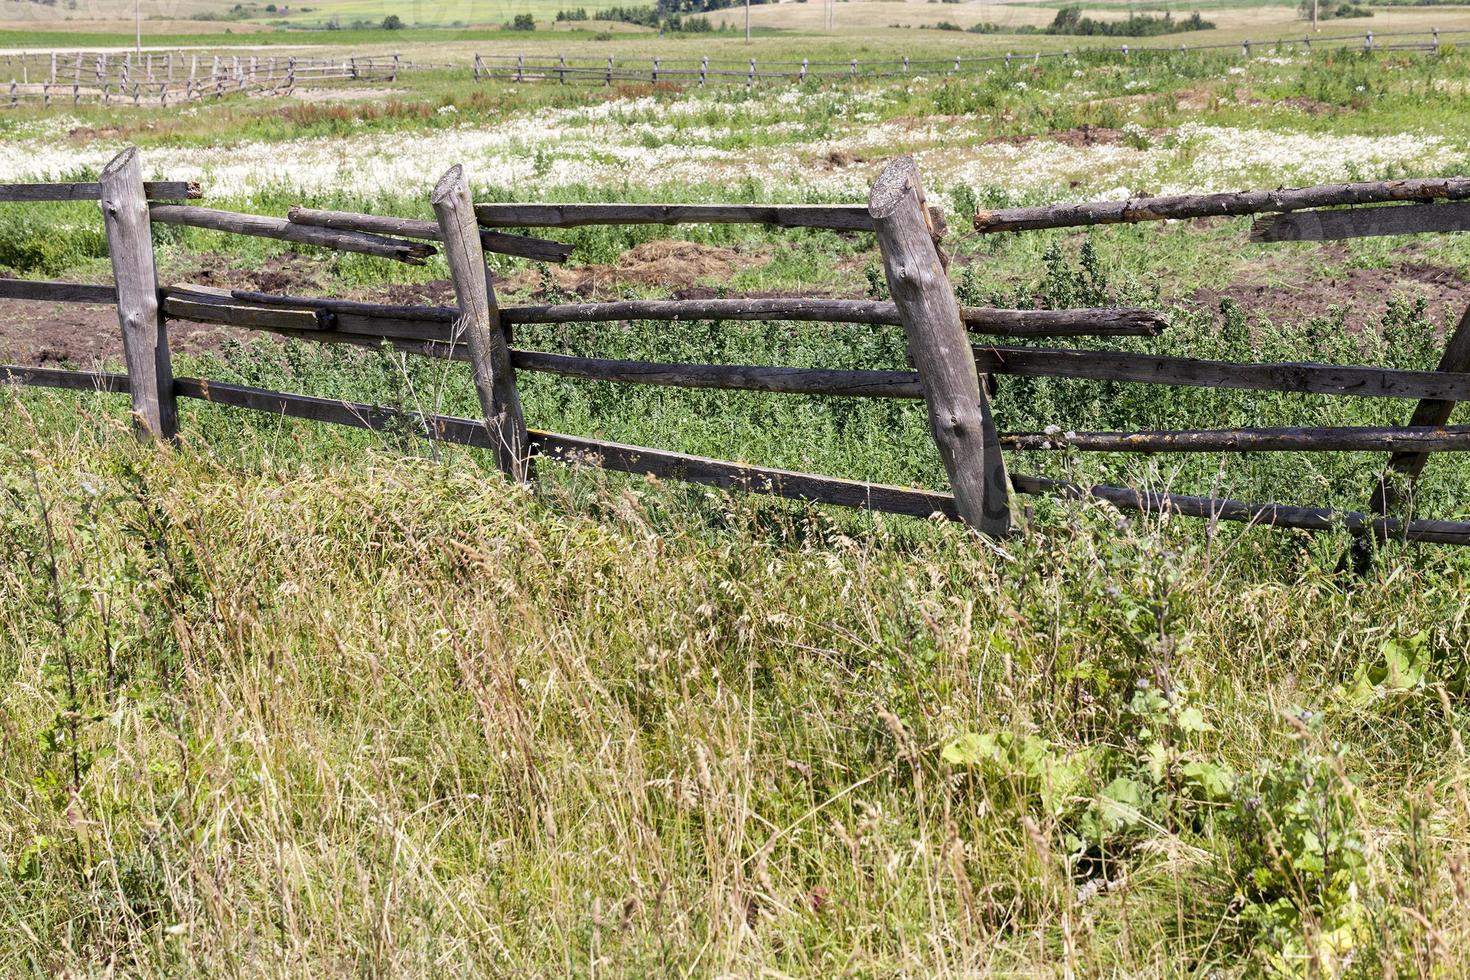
[0,50,447,108]
[3,154,1470,565]
[473,26,1470,86]
[3,25,1466,109]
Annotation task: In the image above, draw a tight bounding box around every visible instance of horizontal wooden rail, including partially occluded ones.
[1010,475,1470,545]
[972,345,1470,402]
[1250,202,1470,243]
[286,206,574,264]
[474,202,880,232]
[0,278,116,303]
[188,289,1165,339]
[168,376,956,518]
[0,364,129,392]
[973,177,1470,234]
[0,180,200,202]
[502,299,1166,338]
[6,365,1469,543]
[511,350,922,398]
[149,205,436,265]
[1002,425,1470,453]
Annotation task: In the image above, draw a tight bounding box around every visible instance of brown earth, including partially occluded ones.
[1188,251,1469,335]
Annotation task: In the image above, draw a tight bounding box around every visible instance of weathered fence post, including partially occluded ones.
[1352,303,1470,569]
[868,157,1010,536]
[431,165,531,482]
[559,55,567,84]
[99,147,177,440]
[701,56,709,85]
[473,53,483,82]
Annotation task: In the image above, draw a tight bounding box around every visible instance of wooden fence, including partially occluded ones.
[3,149,1470,556]
[1,51,418,109]
[474,27,1470,88]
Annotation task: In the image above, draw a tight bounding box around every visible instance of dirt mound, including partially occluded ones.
[501,239,769,299]
[1186,258,1468,335]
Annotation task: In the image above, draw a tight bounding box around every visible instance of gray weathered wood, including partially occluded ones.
[0,180,200,202]
[0,278,117,304]
[0,364,129,393]
[511,349,922,398]
[872,156,1010,537]
[100,147,177,439]
[433,164,531,482]
[149,205,436,264]
[502,298,1166,337]
[226,288,1163,337]
[286,205,574,263]
[1250,202,1470,243]
[973,176,1470,234]
[1010,474,1470,545]
[972,344,1470,401]
[474,201,876,231]
[227,289,458,322]
[162,295,331,331]
[1363,302,1470,539]
[1001,424,1470,453]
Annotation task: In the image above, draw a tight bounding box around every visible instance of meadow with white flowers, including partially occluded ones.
[4,37,1470,977]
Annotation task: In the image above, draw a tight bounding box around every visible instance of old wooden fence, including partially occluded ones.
[1,52,417,109]
[3,150,1470,553]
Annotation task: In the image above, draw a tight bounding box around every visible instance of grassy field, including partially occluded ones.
[5,36,1470,977]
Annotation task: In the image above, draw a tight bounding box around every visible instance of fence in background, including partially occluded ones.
[0,51,436,108]
[3,151,1470,561]
[474,26,1470,87]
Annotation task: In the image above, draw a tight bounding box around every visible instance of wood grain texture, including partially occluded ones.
[0,180,199,202]
[433,164,532,482]
[1250,202,1470,243]
[0,364,129,393]
[872,157,1010,536]
[511,349,923,397]
[100,147,177,439]
[287,205,574,263]
[974,177,1470,233]
[149,205,436,265]
[1001,425,1470,453]
[0,278,116,304]
[972,345,1470,401]
[473,201,876,231]
[213,289,1164,337]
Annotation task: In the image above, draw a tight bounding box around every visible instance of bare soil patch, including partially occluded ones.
[1186,249,1468,334]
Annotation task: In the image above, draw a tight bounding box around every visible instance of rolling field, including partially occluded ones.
[4,27,1470,977]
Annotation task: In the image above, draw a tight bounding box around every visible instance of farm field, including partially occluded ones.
[5,28,1470,976]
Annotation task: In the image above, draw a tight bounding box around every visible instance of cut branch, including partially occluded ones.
[149,204,436,265]
[973,177,1470,234]
[287,205,574,263]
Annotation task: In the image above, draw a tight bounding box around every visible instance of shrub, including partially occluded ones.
[510,12,536,29]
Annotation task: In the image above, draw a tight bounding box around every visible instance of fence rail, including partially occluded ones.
[3,156,1470,563]
[1,50,417,108]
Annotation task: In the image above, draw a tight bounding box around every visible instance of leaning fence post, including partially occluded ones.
[99,147,177,440]
[1352,302,1470,569]
[431,165,531,482]
[868,157,1010,537]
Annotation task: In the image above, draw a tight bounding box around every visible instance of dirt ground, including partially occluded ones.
[1,240,1464,367]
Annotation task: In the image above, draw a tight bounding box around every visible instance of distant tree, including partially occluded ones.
[382,13,404,29]
[511,12,536,29]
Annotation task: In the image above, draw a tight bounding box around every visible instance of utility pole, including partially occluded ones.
[135,0,142,61]
[745,0,751,43]
[1312,0,1319,30]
